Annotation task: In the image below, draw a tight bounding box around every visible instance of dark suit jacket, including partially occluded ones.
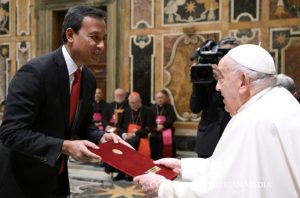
[0,47,104,198]
[190,81,231,157]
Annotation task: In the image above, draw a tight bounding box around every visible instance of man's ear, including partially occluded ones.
[65,28,75,43]
[239,73,251,95]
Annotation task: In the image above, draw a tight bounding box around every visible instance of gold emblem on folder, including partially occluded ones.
[145,166,161,174]
[112,149,123,155]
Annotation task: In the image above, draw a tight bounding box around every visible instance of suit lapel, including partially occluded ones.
[54,47,70,133]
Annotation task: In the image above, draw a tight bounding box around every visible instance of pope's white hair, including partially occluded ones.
[229,57,277,91]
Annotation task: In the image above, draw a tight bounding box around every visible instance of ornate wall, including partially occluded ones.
[0,0,35,111]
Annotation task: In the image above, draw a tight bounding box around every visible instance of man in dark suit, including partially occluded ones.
[0,6,126,198]
[190,37,239,158]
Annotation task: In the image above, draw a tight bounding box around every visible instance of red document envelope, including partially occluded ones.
[89,141,177,180]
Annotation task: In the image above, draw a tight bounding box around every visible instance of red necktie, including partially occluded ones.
[59,68,81,175]
[69,69,81,127]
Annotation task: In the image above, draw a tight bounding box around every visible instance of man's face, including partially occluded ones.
[215,55,243,116]
[95,89,103,101]
[114,90,126,103]
[68,16,107,66]
[129,97,141,111]
[155,92,167,106]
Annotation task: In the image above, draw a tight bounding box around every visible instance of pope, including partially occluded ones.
[134,44,300,198]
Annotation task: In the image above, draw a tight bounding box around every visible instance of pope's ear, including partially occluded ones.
[239,73,251,93]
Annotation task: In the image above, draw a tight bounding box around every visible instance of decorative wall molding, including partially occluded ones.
[231,0,260,22]
[229,28,261,44]
[131,0,154,29]
[270,27,300,82]
[0,0,10,36]
[129,34,155,105]
[16,0,30,36]
[162,0,221,26]
[16,41,31,69]
[0,43,11,104]
[162,32,220,121]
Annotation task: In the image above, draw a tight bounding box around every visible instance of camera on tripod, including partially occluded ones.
[190,40,230,84]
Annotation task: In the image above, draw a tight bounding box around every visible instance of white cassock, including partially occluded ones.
[158,87,300,197]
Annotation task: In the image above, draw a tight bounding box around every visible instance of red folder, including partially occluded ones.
[89,140,177,180]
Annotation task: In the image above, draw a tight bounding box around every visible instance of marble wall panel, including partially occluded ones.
[270,27,300,87]
[131,0,154,29]
[163,32,220,121]
[0,0,10,36]
[231,0,260,22]
[0,43,10,104]
[16,41,31,69]
[270,0,300,19]
[16,0,30,35]
[163,0,220,25]
[130,35,154,105]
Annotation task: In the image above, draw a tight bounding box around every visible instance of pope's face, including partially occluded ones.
[216,55,243,116]
[68,16,107,66]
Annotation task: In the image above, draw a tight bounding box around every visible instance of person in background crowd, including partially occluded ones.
[0,6,128,198]
[276,73,299,101]
[102,88,128,132]
[115,92,155,181]
[149,90,177,160]
[92,88,108,130]
[134,44,300,198]
[190,36,240,158]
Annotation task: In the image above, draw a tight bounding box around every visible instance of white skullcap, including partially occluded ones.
[228,44,276,74]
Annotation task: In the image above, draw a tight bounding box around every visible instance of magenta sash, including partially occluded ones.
[93,113,104,130]
[109,114,115,125]
[93,113,102,122]
[156,115,173,157]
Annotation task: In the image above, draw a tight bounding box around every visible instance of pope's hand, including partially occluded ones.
[154,158,181,174]
[134,173,166,197]
[100,132,134,149]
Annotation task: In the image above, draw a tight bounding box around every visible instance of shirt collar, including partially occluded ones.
[62,45,81,76]
[237,87,274,114]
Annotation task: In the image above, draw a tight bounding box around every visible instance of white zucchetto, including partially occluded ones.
[228,44,276,74]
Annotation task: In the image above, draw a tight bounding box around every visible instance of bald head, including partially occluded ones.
[128,92,142,111]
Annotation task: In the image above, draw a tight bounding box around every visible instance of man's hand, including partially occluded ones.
[154,158,181,174]
[100,132,134,149]
[62,140,101,162]
[134,173,166,197]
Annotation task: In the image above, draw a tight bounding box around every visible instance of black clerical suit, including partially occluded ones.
[149,103,177,160]
[102,101,128,128]
[190,81,231,158]
[92,100,108,115]
[118,106,155,149]
[0,47,104,198]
